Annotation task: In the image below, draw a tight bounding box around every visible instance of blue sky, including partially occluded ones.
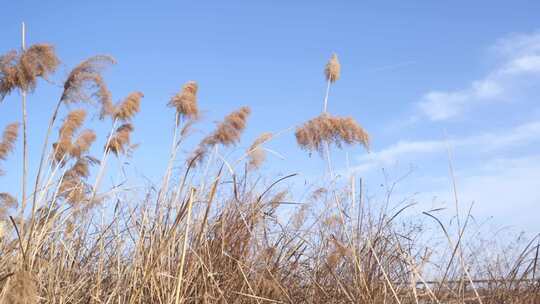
[1,1,540,231]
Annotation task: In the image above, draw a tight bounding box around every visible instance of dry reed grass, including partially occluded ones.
[52,109,87,163]
[169,81,199,119]
[114,91,143,121]
[247,132,272,169]
[0,123,19,162]
[60,55,116,119]
[0,44,59,100]
[106,123,135,156]
[0,193,17,220]
[189,106,251,164]
[0,42,537,304]
[1,270,38,304]
[295,113,370,153]
[0,123,19,176]
[325,53,340,83]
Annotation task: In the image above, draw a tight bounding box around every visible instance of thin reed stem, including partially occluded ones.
[174,187,195,304]
[19,22,28,237]
[323,79,331,113]
[91,118,119,201]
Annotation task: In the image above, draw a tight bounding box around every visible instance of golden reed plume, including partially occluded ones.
[247,132,272,169]
[0,192,18,220]
[295,113,369,153]
[106,123,134,156]
[70,130,96,159]
[60,55,116,119]
[53,109,87,163]
[204,106,251,147]
[0,44,59,100]
[0,122,19,176]
[324,53,340,83]
[59,158,92,205]
[0,122,19,162]
[188,106,251,165]
[114,91,143,121]
[168,81,199,120]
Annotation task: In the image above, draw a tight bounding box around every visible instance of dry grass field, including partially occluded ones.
[0,39,539,303]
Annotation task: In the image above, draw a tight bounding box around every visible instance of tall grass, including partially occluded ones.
[0,40,538,304]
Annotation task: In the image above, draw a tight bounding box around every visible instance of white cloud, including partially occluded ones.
[414,155,540,231]
[417,31,540,121]
[354,120,540,174]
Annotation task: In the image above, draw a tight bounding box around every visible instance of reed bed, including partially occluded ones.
[0,42,538,304]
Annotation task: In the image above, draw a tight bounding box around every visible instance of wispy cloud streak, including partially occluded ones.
[417,32,540,121]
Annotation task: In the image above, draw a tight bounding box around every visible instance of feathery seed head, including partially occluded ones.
[59,158,95,205]
[70,129,96,159]
[0,44,59,100]
[114,91,143,121]
[0,192,17,220]
[168,81,199,119]
[59,109,87,140]
[188,107,251,167]
[106,123,134,156]
[0,51,19,100]
[247,132,272,169]
[0,122,19,162]
[61,55,115,119]
[205,106,251,147]
[295,113,369,154]
[53,110,87,163]
[324,53,341,83]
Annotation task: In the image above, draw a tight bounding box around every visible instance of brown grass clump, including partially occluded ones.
[106,123,134,156]
[60,56,116,119]
[295,113,369,153]
[0,44,59,100]
[247,132,272,169]
[324,53,340,83]
[2,270,38,304]
[168,81,199,119]
[114,91,143,121]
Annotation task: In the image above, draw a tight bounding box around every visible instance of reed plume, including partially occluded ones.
[70,129,96,159]
[0,122,19,176]
[0,122,19,161]
[0,51,19,100]
[59,158,91,205]
[2,270,38,304]
[114,91,143,121]
[0,44,59,100]
[60,56,116,119]
[168,81,199,120]
[247,132,272,169]
[189,107,251,165]
[295,113,369,153]
[204,106,251,147]
[106,123,134,156]
[53,109,87,163]
[324,53,340,83]
[58,109,86,140]
[0,192,17,220]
